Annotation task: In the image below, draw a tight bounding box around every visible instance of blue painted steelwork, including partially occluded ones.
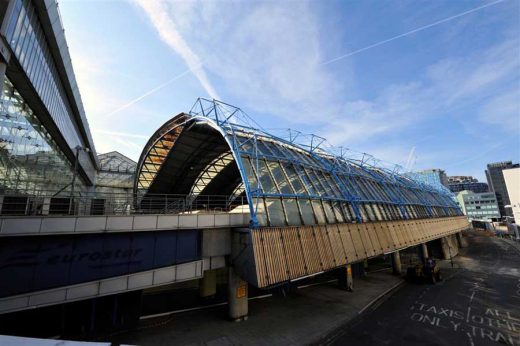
[135,98,462,228]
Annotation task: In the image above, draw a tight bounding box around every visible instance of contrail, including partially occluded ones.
[105,65,201,117]
[322,0,506,65]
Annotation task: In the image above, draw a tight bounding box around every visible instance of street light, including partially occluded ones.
[69,145,90,214]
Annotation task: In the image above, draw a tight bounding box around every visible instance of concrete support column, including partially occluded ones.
[420,243,429,262]
[363,259,369,276]
[392,251,402,275]
[456,232,467,248]
[228,267,248,321]
[200,269,217,298]
[338,264,353,291]
[440,237,452,260]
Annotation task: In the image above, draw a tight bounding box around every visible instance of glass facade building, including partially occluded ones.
[0,0,98,199]
[0,77,82,194]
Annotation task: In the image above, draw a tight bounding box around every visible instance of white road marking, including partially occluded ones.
[466,332,475,346]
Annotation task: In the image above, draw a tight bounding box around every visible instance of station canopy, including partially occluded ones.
[134,99,462,227]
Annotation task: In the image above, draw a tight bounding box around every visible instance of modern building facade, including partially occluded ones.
[96,151,136,194]
[448,176,478,184]
[485,161,520,218]
[448,181,488,194]
[0,0,97,200]
[503,167,520,223]
[416,168,449,188]
[456,190,500,221]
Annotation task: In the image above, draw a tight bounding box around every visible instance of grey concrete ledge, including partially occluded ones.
[0,213,250,236]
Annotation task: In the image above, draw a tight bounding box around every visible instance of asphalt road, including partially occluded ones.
[323,232,520,346]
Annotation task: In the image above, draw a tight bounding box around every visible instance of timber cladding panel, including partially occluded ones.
[250,216,469,288]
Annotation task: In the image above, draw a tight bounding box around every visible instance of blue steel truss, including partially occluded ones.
[185,98,461,228]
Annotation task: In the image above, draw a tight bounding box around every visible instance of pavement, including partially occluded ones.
[109,269,402,345]
[324,231,520,346]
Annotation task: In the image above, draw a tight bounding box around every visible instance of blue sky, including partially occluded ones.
[59,0,519,181]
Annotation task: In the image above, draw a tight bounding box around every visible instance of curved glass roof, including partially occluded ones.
[135,99,462,227]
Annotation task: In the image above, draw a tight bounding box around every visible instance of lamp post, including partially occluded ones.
[69,145,90,214]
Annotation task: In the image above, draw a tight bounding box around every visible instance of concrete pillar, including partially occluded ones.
[200,269,217,298]
[392,251,402,275]
[338,264,353,291]
[420,243,429,262]
[363,259,369,276]
[456,232,467,248]
[228,268,248,321]
[440,237,451,260]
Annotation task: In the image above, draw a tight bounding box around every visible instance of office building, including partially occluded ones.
[485,161,520,218]
[503,167,520,223]
[448,181,488,194]
[456,190,500,221]
[448,176,478,184]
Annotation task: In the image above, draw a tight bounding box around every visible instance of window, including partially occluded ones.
[266,198,286,226]
[283,199,302,225]
[298,199,316,225]
[311,200,327,224]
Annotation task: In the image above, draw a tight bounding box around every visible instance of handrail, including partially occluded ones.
[0,191,247,217]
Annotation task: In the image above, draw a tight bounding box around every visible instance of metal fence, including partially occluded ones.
[0,191,248,217]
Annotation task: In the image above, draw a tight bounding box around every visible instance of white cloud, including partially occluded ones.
[134,0,219,100]
[322,38,519,147]
[135,0,343,124]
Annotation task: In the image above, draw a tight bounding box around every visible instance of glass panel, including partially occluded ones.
[341,202,353,222]
[322,201,336,223]
[6,0,22,41]
[267,160,293,194]
[298,199,316,225]
[332,202,345,223]
[281,162,306,194]
[256,140,274,157]
[239,136,254,153]
[241,156,259,193]
[311,200,327,224]
[316,171,334,196]
[266,198,285,226]
[283,198,302,225]
[362,204,375,221]
[295,165,316,195]
[0,78,83,194]
[358,204,368,222]
[257,159,278,194]
[304,168,327,196]
[253,198,268,226]
[372,203,383,221]
[340,175,360,199]
[324,173,343,198]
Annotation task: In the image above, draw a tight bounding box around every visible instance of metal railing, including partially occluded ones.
[0,190,248,217]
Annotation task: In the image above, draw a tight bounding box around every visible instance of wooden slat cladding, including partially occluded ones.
[249,216,469,288]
